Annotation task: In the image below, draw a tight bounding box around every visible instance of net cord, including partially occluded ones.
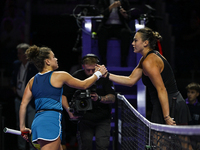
[117,93,200,136]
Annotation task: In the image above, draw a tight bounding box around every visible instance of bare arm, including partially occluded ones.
[52,65,107,89]
[62,95,77,119]
[104,58,143,87]
[62,95,70,112]
[19,78,34,133]
[91,93,116,104]
[64,73,98,89]
[99,94,115,103]
[143,55,175,125]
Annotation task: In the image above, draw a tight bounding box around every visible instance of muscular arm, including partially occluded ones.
[108,58,143,87]
[143,57,169,116]
[52,66,107,89]
[61,72,98,89]
[143,55,175,125]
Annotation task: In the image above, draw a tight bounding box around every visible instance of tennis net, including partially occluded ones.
[116,94,200,150]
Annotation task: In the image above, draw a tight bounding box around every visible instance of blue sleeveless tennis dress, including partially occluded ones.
[31,71,63,144]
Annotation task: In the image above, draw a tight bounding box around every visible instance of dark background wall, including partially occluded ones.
[0,0,200,149]
[31,14,79,72]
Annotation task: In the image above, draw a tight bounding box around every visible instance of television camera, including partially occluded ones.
[69,85,96,117]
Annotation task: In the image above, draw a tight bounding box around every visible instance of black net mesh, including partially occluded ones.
[117,94,200,150]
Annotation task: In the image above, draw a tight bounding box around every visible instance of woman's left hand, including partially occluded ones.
[165,116,176,125]
[68,111,79,119]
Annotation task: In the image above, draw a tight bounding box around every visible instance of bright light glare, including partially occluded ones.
[135,19,145,32]
[84,20,91,32]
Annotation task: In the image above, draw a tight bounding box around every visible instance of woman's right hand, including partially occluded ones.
[20,127,31,141]
[95,65,107,76]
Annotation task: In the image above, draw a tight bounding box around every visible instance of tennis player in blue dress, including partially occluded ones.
[19,45,107,150]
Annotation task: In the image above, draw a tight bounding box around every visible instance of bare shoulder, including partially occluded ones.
[52,71,71,80]
[143,54,155,67]
[29,76,35,90]
[143,53,163,66]
[52,71,70,76]
[143,53,163,74]
[53,71,68,74]
[29,76,34,84]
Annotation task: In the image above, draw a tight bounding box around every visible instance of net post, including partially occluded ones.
[170,97,177,120]
[148,123,151,149]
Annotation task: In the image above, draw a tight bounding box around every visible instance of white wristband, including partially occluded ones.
[94,71,102,80]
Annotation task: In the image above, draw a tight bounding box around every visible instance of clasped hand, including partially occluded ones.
[95,64,107,76]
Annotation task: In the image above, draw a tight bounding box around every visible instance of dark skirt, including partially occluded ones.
[151,91,191,125]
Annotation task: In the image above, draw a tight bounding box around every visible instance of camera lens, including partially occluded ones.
[79,100,88,108]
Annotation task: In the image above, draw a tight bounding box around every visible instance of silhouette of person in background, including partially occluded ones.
[97,0,132,67]
[185,82,200,125]
[63,54,116,150]
[11,43,38,150]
